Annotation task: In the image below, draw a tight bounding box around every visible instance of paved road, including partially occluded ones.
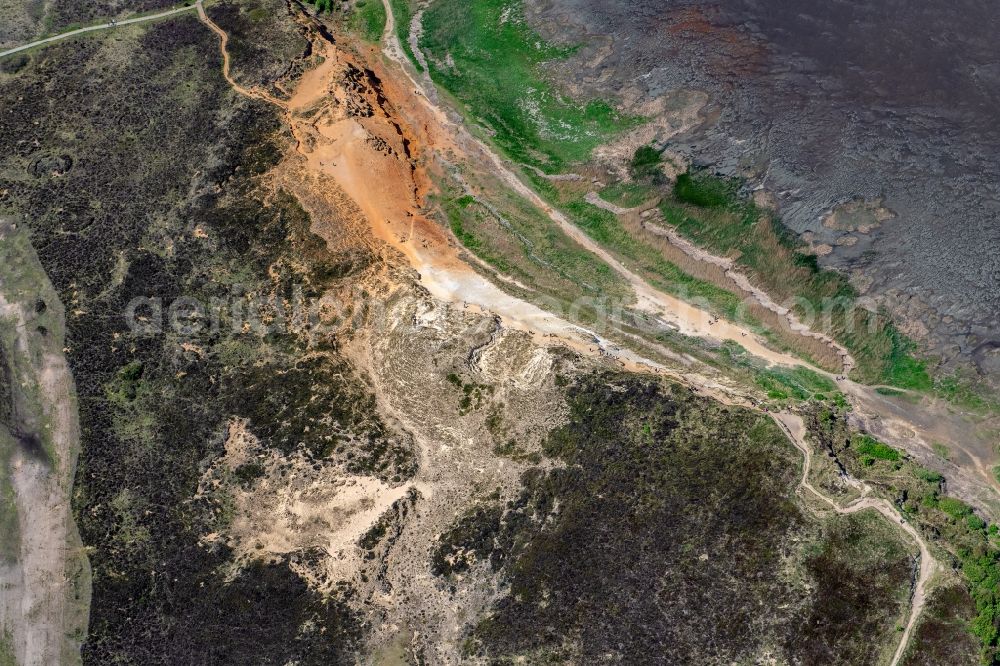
[0,3,198,59]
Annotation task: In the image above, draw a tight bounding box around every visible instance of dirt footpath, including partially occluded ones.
[773,412,936,666]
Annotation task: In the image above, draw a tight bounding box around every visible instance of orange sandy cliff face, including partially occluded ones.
[280,38,465,279]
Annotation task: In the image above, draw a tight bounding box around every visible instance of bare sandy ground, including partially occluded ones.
[197,418,431,591]
[0,7,973,664]
[0,221,87,666]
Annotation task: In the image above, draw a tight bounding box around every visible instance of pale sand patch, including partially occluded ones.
[198,418,428,591]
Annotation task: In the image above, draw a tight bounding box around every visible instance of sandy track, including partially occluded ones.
[197,1,287,106]
[582,189,858,375]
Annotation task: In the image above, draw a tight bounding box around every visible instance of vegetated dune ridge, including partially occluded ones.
[584,189,856,373]
[193,5,950,663]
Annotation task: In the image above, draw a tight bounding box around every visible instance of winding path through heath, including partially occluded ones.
[196,1,288,106]
[773,412,936,666]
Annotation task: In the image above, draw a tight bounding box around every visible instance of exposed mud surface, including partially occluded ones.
[526,0,1000,381]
